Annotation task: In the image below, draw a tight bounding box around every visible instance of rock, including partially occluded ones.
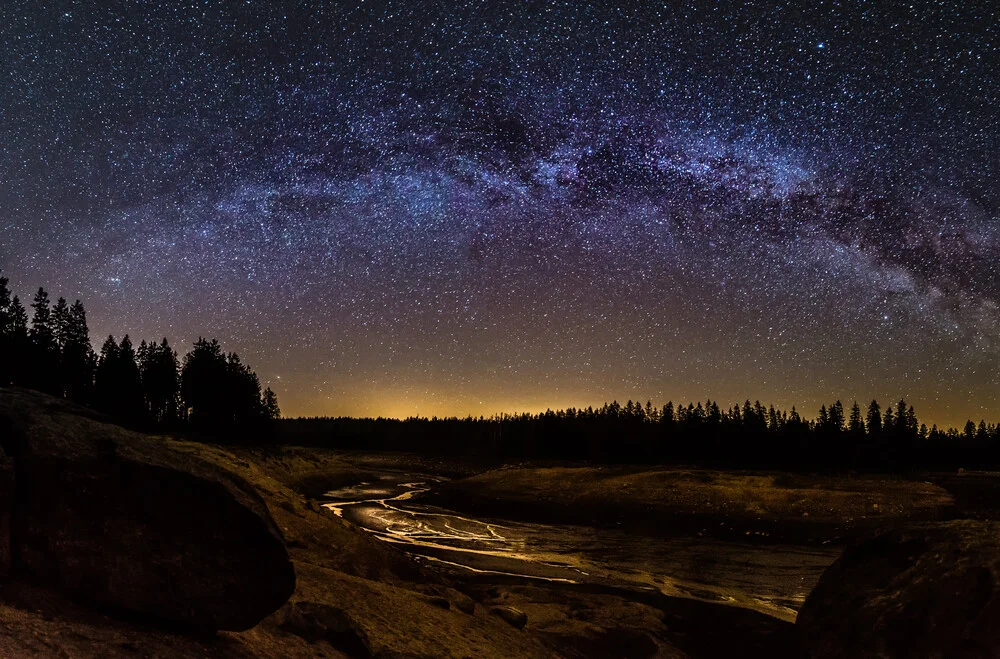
[0,388,295,631]
[413,584,476,614]
[276,600,371,656]
[472,584,693,658]
[552,627,664,659]
[490,605,528,630]
[798,520,1000,658]
[447,588,477,614]
[426,596,451,610]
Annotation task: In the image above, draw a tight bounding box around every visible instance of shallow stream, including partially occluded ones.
[323,472,840,622]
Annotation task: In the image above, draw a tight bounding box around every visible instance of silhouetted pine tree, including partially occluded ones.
[905,405,918,437]
[8,297,30,387]
[138,338,181,426]
[661,402,675,428]
[223,352,264,427]
[61,300,95,404]
[0,272,12,385]
[730,403,743,426]
[883,406,894,433]
[12,275,1000,467]
[117,336,147,424]
[29,288,60,395]
[262,387,280,420]
[181,338,229,432]
[707,400,723,426]
[94,335,146,424]
[767,405,779,431]
[848,401,865,436]
[977,420,989,443]
[180,339,274,441]
[94,336,119,414]
[866,400,882,436]
[829,400,845,432]
[52,297,70,350]
[51,296,71,396]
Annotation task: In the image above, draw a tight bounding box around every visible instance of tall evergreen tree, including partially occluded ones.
[117,335,147,424]
[52,296,70,396]
[52,297,70,351]
[94,335,120,414]
[181,338,227,431]
[0,271,12,385]
[224,352,264,426]
[828,400,845,432]
[139,338,181,425]
[29,288,54,345]
[29,288,60,395]
[883,406,894,432]
[94,335,145,423]
[8,297,30,387]
[848,401,865,436]
[895,399,909,433]
[181,338,271,440]
[262,387,280,420]
[905,405,918,436]
[60,300,95,403]
[817,404,829,428]
[767,404,779,431]
[0,271,10,324]
[661,401,675,426]
[707,400,722,426]
[866,400,882,437]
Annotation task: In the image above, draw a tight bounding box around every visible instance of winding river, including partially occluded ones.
[323,472,840,622]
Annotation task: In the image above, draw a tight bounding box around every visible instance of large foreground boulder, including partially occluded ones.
[0,388,295,631]
[798,520,1000,658]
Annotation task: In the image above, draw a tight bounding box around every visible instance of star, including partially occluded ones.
[0,1,996,426]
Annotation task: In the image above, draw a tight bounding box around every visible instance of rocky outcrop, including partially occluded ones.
[470,584,695,659]
[797,520,1000,658]
[276,600,371,656]
[0,388,295,631]
[489,605,528,630]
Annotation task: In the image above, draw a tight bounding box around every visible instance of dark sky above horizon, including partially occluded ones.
[1,1,998,425]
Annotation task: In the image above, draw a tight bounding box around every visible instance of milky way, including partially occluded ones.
[1,1,998,424]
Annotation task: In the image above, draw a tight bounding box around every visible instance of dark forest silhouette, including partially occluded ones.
[5,272,1000,468]
[0,271,279,441]
[283,398,1000,470]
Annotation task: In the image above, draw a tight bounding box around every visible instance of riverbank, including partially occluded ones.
[252,447,963,546]
[421,465,958,544]
[246,446,492,498]
[222,446,815,657]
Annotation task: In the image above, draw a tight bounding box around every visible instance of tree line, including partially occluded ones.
[6,271,996,468]
[0,271,279,441]
[282,397,1000,470]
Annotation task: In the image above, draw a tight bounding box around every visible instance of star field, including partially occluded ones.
[1,1,998,424]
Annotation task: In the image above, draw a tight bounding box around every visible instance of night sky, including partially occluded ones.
[1,1,998,424]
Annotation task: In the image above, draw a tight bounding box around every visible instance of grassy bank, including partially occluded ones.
[423,466,957,544]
